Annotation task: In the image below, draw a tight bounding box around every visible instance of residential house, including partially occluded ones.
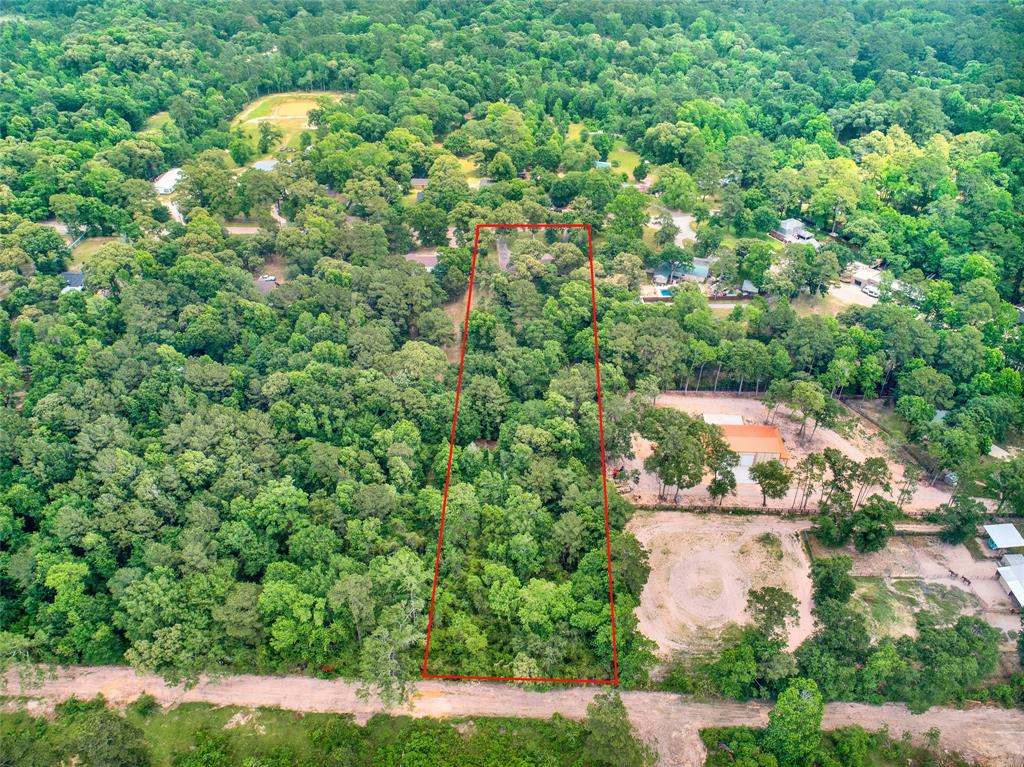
[153,168,183,195]
[60,271,84,293]
[719,424,790,483]
[773,218,821,248]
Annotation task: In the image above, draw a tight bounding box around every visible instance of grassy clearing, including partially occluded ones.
[231,91,345,159]
[854,399,910,443]
[70,236,119,266]
[139,111,170,135]
[642,225,658,249]
[790,293,854,318]
[608,140,642,177]
[566,121,585,142]
[456,155,483,186]
[851,576,978,638]
[720,232,782,251]
[756,532,784,562]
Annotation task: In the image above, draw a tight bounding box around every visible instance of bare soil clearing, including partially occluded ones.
[621,393,950,513]
[628,512,815,656]
[821,534,1022,641]
[6,667,1024,767]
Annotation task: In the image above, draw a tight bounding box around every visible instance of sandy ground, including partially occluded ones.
[6,667,1024,767]
[629,513,815,656]
[621,393,950,514]
[830,534,1022,639]
[650,204,697,245]
[160,198,184,224]
[224,223,263,235]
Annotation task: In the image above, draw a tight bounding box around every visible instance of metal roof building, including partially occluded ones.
[984,523,1024,550]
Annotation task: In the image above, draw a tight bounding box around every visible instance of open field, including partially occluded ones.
[138,111,170,136]
[608,140,642,177]
[809,533,1022,642]
[457,155,484,187]
[628,512,815,657]
[231,91,345,157]
[70,236,119,266]
[791,282,878,317]
[621,393,951,513]
[566,121,585,141]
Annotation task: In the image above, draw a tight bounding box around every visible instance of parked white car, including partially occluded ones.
[861,283,880,298]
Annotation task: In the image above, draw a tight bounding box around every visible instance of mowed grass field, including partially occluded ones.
[139,111,170,136]
[69,236,120,268]
[232,91,346,157]
[608,140,642,177]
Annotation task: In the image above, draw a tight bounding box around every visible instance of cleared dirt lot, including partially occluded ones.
[812,534,1022,642]
[628,512,815,656]
[621,393,949,513]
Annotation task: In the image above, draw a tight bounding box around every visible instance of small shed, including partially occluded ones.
[593,160,612,169]
[852,265,882,288]
[777,218,806,239]
[984,523,1024,550]
[410,178,429,189]
[252,159,279,172]
[741,279,759,295]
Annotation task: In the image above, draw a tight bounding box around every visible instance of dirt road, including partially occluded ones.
[6,667,1024,766]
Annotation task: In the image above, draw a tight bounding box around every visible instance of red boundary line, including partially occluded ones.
[421,223,619,685]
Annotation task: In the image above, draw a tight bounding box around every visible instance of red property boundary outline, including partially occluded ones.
[421,223,619,685]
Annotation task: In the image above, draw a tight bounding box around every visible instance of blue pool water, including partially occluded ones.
[658,288,673,297]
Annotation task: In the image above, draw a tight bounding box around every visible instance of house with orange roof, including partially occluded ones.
[718,423,790,483]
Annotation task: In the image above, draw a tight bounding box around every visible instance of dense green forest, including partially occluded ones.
[1,0,1023,716]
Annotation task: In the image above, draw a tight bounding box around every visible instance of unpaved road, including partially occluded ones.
[6,667,1024,766]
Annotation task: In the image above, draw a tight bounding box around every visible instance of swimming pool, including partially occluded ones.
[658,288,673,297]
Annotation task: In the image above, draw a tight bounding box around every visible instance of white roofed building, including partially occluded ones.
[703,413,745,426]
[984,523,1024,550]
[153,168,183,195]
[997,561,1024,607]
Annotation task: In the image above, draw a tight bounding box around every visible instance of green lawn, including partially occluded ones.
[139,111,170,135]
[566,121,585,142]
[608,140,642,177]
[231,91,345,160]
[70,236,119,266]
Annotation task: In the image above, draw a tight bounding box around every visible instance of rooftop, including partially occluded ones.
[703,413,744,426]
[153,167,182,192]
[252,159,279,172]
[720,424,790,462]
[997,562,1024,606]
[985,523,1024,549]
